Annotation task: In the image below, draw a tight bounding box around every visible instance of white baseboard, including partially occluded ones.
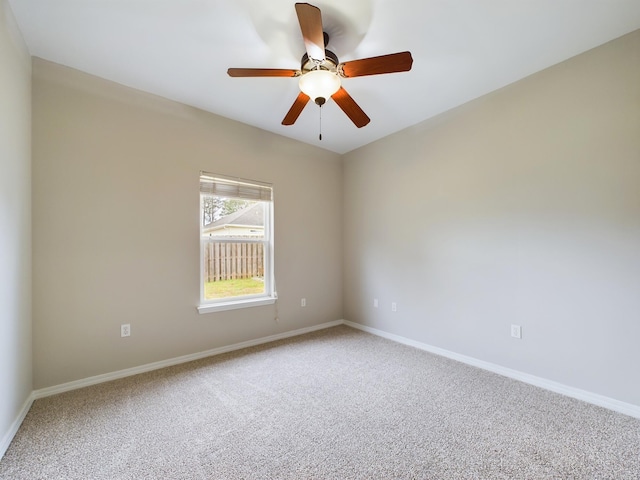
[0,392,35,460]
[33,319,344,400]
[344,320,640,419]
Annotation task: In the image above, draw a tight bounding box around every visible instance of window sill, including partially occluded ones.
[197,296,277,314]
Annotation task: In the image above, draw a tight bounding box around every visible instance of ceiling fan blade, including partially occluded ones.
[227,68,300,78]
[282,92,311,126]
[339,51,413,78]
[295,3,325,62]
[331,87,370,128]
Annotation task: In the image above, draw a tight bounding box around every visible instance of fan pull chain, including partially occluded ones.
[319,105,322,141]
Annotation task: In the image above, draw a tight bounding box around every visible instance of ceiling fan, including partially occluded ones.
[227,2,413,130]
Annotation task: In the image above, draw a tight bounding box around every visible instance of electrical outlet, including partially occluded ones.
[511,324,522,339]
[121,324,131,337]
[301,298,306,307]
[373,298,378,308]
[391,302,397,312]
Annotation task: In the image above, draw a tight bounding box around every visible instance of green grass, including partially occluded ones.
[204,277,265,299]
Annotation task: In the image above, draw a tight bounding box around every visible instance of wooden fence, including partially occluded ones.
[204,242,264,282]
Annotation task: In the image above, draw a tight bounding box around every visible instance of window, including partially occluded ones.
[198,172,275,313]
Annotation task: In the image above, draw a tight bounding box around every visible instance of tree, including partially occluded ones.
[202,196,251,226]
[219,199,251,218]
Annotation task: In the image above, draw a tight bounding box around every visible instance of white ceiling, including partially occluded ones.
[8,0,640,154]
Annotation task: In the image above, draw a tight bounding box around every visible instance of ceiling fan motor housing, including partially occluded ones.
[300,49,339,74]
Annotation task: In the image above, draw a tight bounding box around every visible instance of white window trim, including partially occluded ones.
[197,294,277,314]
[197,173,275,314]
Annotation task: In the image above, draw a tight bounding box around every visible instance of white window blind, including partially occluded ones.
[199,172,272,202]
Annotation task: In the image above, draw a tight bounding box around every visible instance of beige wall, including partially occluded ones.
[17,21,640,411]
[32,59,343,389]
[0,0,31,451]
[343,30,640,407]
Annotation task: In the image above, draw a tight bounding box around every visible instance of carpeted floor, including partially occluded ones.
[1,325,639,479]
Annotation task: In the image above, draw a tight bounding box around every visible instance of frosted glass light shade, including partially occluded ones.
[299,70,341,101]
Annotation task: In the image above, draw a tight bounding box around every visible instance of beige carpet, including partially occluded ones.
[1,325,639,479]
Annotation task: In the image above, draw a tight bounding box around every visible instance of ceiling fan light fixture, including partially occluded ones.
[298,69,341,105]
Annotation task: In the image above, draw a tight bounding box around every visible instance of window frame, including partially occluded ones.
[197,173,276,314]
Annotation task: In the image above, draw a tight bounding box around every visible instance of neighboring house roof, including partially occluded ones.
[204,202,264,232]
